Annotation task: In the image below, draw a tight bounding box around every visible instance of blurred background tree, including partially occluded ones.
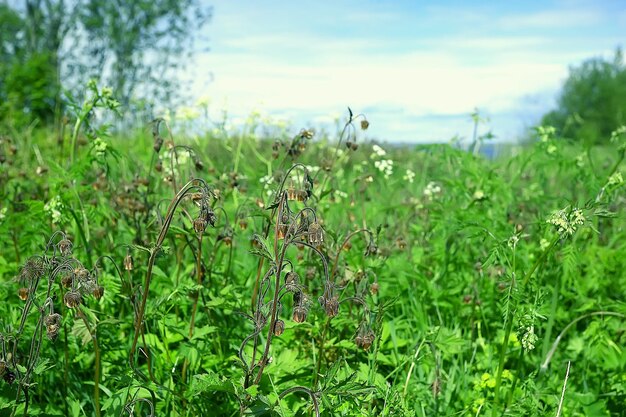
[0,0,211,127]
[542,48,626,144]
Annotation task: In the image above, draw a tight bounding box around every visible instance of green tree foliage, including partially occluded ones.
[542,48,626,144]
[0,0,210,127]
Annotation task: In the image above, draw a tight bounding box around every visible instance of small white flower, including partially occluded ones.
[521,326,538,352]
[547,207,585,236]
[423,182,442,200]
[371,144,386,158]
[403,169,415,184]
[44,196,63,224]
[473,190,485,200]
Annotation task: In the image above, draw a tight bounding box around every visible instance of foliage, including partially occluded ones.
[0,0,210,127]
[542,48,626,144]
[0,96,625,416]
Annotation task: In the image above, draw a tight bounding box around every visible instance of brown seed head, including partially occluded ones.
[58,238,72,256]
[18,287,29,301]
[273,319,285,336]
[307,222,324,246]
[321,296,340,318]
[93,285,105,300]
[124,252,134,271]
[64,290,83,308]
[292,305,308,323]
[360,120,370,130]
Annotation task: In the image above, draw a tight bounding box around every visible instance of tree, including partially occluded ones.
[0,0,211,126]
[542,48,626,144]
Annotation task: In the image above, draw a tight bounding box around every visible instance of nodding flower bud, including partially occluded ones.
[370,282,380,295]
[153,136,164,153]
[155,159,163,172]
[292,305,308,323]
[284,271,299,292]
[355,328,375,350]
[320,295,340,318]
[360,120,370,130]
[93,285,104,300]
[296,190,307,202]
[18,287,29,301]
[58,238,72,256]
[292,291,309,323]
[194,157,204,171]
[64,290,83,309]
[3,369,15,384]
[193,217,208,235]
[61,274,73,288]
[365,241,378,257]
[273,319,285,336]
[287,187,298,201]
[217,228,233,246]
[124,252,134,271]
[395,237,407,250]
[238,219,248,230]
[307,222,324,246]
[44,313,62,340]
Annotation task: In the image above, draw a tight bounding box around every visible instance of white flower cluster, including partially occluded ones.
[403,169,415,184]
[521,326,538,352]
[374,159,393,178]
[44,196,63,224]
[547,207,585,236]
[535,125,556,142]
[371,144,386,158]
[423,181,442,200]
[93,137,108,157]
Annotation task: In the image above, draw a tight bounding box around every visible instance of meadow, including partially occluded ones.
[0,96,625,416]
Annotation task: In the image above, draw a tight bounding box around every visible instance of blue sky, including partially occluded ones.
[187,0,626,143]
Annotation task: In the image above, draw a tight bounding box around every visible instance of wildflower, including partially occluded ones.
[547,207,585,237]
[370,282,380,295]
[307,222,324,246]
[44,196,63,224]
[124,252,134,271]
[373,159,393,178]
[403,169,415,184]
[473,190,486,200]
[18,287,29,301]
[371,144,386,157]
[58,238,72,257]
[273,319,285,336]
[285,272,299,292]
[521,326,538,352]
[360,119,370,130]
[355,328,375,350]
[320,295,339,318]
[45,313,62,340]
[423,182,442,200]
[64,290,83,308]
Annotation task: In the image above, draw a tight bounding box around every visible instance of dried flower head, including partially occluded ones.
[285,271,299,292]
[45,313,62,340]
[64,290,83,308]
[93,285,105,300]
[58,238,72,256]
[355,328,375,350]
[124,252,134,271]
[320,295,340,318]
[307,222,324,246]
[18,287,29,301]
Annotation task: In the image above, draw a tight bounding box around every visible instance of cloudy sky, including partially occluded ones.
[188,0,626,143]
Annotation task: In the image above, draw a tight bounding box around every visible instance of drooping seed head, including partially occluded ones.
[58,238,72,256]
[153,136,164,153]
[292,305,308,323]
[45,313,62,340]
[360,120,370,130]
[307,222,324,246]
[64,290,83,308]
[193,217,208,235]
[273,319,285,336]
[124,252,134,271]
[93,285,105,300]
[321,296,340,318]
[285,271,299,292]
[18,287,29,301]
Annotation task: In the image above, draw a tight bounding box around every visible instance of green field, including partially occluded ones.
[1,112,625,416]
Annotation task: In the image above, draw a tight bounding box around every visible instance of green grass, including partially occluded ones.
[0,115,625,417]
